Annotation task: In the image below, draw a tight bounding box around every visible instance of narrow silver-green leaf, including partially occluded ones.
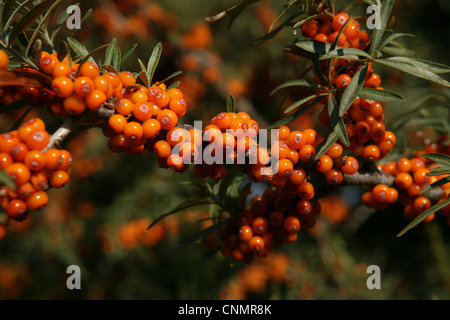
[339,62,369,117]
[378,33,414,52]
[374,58,450,87]
[147,42,162,86]
[270,79,324,96]
[284,94,326,114]
[320,47,372,60]
[358,87,405,102]
[328,95,349,147]
[369,0,394,56]
[120,43,137,64]
[421,153,450,167]
[104,38,117,67]
[314,131,338,160]
[226,94,236,113]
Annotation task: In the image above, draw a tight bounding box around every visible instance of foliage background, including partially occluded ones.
[0,0,449,300]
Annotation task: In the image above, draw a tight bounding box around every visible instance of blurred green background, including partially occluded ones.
[0,0,449,300]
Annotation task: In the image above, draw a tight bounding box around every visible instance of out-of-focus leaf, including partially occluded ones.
[226,94,236,113]
[0,169,16,190]
[254,12,301,44]
[147,197,217,230]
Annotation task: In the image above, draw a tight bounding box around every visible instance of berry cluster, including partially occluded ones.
[217,190,321,263]
[302,11,396,162]
[0,118,72,228]
[365,142,450,222]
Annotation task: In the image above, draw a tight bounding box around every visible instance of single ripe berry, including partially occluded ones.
[296,200,313,215]
[153,140,172,158]
[6,163,31,187]
[73,76,94,97]
[79,61,100,79]
[108,114,127,133]
[339,156,359,175]
[0,49,9,69]
[142,119,161,139]
[51,76,73,98]
[119,71,136,87]
[332,11,350,31]
[26,191,49,211]
[24,150,46,171]
[156,109,178,131]
[63,94,86,115]
[123,121,143,141]
[284,216,301,233]
[25,130,49,151]
[372,184,390,203]
[275,159,293,178]
[85,89,106,110]
[395,172,413,189]
[326,169,343,185]
[238,225,254,242]
[248,236,265,252]
[252,216,269,235]
[297,182,315,200]
[315,155,333,173]
[50,170,70,188]
[334,74,352,88]
[6,199,28,221]
[363,145,380,161]
[286,131,305,150]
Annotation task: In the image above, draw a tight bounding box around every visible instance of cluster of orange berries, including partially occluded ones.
[0,118,72,236]
[301,11,396,162]
[365,142,450,223]
[217,188,322,263]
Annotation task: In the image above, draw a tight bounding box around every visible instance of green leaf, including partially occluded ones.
[420,176,450,194]
[319,48,372,60]
[378,33,414,52]
[179,218,230,245]
[68,8,92,39]
[166,81,180,90]
[156,70,182,85]
[147,197,217,230]
[104,38,117,67]
[294,38,342,55]
[25,0,63,56]
[8,0,54,46]
[268,95,324,129]
[387,56,450,75]
[226,94,236,113]
[339,62,369,117]
[253,12,301,44]
[397,197,450,237]
[1,0,32,39]
[137,59,149,87]
[312,54,329,87]
[314,131,338,160]
[67,37,90,60]
[358,87,405,102]
[270,79,324,96]
[120,43,137,65]
[284,93,327,114]
[0,169,16,190]
[147,42,162,86]
[374,58,450,87]
[421,153,450,167]
[328,95,349,147]
[381,42,415,57]
[369,0,394,56]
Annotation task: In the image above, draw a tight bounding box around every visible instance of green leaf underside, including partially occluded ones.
[358,87,405,102]
[328,95,349,147]
[339,62,369,117]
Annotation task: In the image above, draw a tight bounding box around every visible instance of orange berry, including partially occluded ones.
[334,74,352,88]
[41,54,58,74]
[6,163,31,187]
[142,119,161,139]
[0,152,13,170]
[85,89,106,110]
[289,168,307,185]
[26,191,49,211]
[116,98,134,116]
[339,156,359,175]
[275,159,294,178]
[108,114,127,133]
[395,172,413,189]
[63,94,86,115]
[25,130,49,151]
[79,61,100,79]
[119,71,136,87]
[332,11,350,31]
[286,131,306,150]
[326,143,343,158]
[413,196,431,214]
[166,127,188,147]
[248,236,265,252]
[153,140,172,158]
[51,76,73,98]
[50,170,70,188]
[271,141,290,160]
[153,90,171,108]
[6,199,28,221]
[298,144,316,162]
[52,62,71,77]
[396,158,412,173]
[297,181,315,200]
[363,145,381,162]
[123,121,143,141]
[372,184,390,203]
[0,50,9,70]
[73,76,94,97]
[103,72,121,89]
[133,102,154,122]
[315,154,333,173]
[156,109,178,131]
[24,150,46,171]
[326,168,343,185]
[277,125,291,141]
[168,97,187,117]
[284,216,301,233]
